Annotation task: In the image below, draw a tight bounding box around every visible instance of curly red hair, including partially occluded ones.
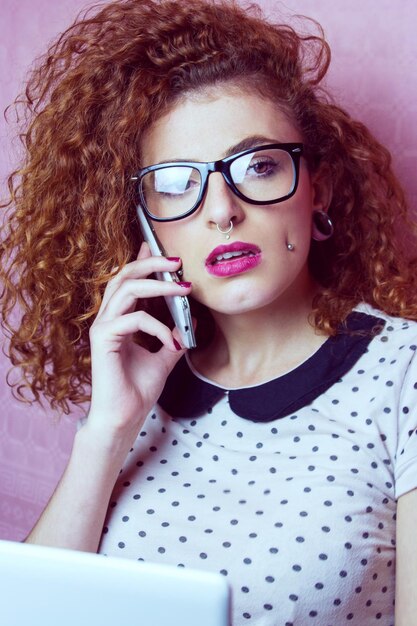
[1,0,416,413]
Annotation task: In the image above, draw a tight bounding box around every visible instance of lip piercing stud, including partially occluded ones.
[287,243,295,251]
[216,220,234,240]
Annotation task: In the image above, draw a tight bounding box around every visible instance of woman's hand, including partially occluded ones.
[25,241,190,552]
[84,242,192,448]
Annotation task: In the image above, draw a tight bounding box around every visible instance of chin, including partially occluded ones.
[203,289,280,316]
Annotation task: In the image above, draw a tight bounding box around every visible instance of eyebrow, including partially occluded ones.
[155,135,280,165]
[223,135,279,158]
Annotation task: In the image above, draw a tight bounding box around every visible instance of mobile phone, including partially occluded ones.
[136,206,197,349]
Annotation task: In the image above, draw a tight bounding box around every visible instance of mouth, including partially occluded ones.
[205,241,262,277]
[205,242,261,265]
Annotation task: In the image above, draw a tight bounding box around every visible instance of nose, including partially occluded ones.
[202,172,245,230]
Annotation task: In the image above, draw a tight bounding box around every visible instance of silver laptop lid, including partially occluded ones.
[0,539,231,626]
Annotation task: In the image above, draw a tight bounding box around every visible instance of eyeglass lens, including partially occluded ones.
[140,148,296,220]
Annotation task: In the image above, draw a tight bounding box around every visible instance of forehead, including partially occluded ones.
[140,87,302,164]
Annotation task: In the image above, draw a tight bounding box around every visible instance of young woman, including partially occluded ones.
[1,1,417,624]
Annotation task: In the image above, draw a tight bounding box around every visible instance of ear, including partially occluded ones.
[310,165,334,242]
[310,164,333,214]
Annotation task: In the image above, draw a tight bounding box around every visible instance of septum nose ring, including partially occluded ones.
[216,220,233,240]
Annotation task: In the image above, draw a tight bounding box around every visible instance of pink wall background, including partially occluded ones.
[1,0,416,541]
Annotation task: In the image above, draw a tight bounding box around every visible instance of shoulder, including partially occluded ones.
[355,303,417,346]
[354,304,417,389]
[356,302,417,330]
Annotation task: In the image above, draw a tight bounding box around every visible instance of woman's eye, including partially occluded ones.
[157,177,199,195]
[249,159,276,175]
[160,191,183,199]
[185,178,200,189]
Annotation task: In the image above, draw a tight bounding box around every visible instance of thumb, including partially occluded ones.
[157,334,188,376]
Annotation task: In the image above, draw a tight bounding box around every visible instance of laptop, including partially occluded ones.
[0,539,231,626]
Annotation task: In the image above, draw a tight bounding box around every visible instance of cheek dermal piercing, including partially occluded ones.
[216,220,234,240]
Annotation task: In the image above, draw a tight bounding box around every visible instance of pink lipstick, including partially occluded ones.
[205,241,261,277]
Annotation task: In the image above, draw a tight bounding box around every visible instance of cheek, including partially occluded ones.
[269,203,313,247]
[289,209,313,239]
[154,218,199,258]
[152,224,181,257]
[155,227,201,284]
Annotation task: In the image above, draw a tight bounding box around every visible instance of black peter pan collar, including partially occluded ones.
[158,312,385,423]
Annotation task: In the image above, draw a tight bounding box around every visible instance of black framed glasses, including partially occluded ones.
[132,143,303,222]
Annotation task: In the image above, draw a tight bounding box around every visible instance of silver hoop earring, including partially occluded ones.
[312,211,334,242]
[216,220,233,240]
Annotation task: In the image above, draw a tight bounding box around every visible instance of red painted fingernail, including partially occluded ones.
[167,257,181,262]
[177,281,192,288]
[173,338,182,351]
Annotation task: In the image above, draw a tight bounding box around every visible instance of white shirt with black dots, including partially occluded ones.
[98,305,417,626]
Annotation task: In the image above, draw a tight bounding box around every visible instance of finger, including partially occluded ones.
[90,310,183,353]
[105,241,149,290]
[118,254,182,279]
[156,337,189,377]
[98,255,183,314]
[98,277,192,321]
[171,326,190,352]
[137,241,151,260]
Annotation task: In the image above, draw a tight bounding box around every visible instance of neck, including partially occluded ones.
[191,276,327,387]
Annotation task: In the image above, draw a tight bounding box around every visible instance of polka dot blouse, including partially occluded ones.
[98,305,417,625]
